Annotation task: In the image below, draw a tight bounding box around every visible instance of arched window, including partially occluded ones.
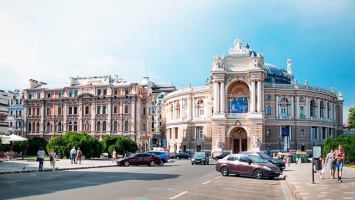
[175,102,180,119]
[197,99,204,117]
[124,121,129,132]
[36,122,40,132]
[113,121,118,132]
[97,121,101,132]
[327,102,331,118]
[68,121,73,131]
[28,123,32,132]
[58,122,62,132]
[74,121,78,131]
[46,122,50,132]
[266,105,272,115]
[310,99,316,117]
[320,101,325,118]
[103,121,106,131]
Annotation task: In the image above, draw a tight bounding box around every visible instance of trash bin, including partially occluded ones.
[314,159,322,170]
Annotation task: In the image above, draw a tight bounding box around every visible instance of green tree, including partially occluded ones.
[47,131,103,159]
[27,137,48,156]
[323,134,355,164]
[101,135,121,157]
[116,136,138,156]
[348,106,355,129]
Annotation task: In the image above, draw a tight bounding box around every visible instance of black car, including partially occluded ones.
[241,151,286,171]
[214,153,229,160]
[176,152,191,159]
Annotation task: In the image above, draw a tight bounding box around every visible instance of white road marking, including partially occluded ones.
[203,181,211,184]
[214,176,222,179]
[169,191,188,199]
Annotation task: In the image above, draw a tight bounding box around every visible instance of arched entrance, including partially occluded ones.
[231,127,248,153]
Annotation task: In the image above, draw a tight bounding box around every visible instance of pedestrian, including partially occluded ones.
[319,155,325,179]
[49,149,57,172]
[334,144,345,182]
[112,149,117,163]
[37,147,46,171]
[325,148,336,179]
[76,147,82,164]
[70,147,76,164]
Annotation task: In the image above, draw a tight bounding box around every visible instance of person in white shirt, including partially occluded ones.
[70,147,77,164]
[37,147,46,171]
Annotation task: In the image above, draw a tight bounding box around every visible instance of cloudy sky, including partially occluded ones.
[1,1,354,121]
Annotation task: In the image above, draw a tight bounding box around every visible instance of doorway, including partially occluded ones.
[233,139,247,153]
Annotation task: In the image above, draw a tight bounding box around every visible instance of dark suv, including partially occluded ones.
[241,151,286,171]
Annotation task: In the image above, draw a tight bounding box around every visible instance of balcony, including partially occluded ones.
[67,114,79,118]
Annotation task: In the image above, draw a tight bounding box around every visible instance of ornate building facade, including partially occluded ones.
[163,39,344,154]
[22,75,153,151]
[7,89,24,135]
[0,90,9,133]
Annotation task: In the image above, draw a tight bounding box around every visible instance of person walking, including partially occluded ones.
[76,147,82,164]
[319,155,325,179]
[325,148,336,179]
[49,149,57,172]
[37,147,46,171]
[112,149,117,163]
[70,147,76,164]
[334,144,345,182]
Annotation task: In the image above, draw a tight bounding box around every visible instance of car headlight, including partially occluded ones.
[263,166,271,170]
[191,159,195,161]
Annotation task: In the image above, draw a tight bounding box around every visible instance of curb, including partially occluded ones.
[0,164,118,175]
[284,175,304,200]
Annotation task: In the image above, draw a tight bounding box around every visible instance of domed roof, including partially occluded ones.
[263,63,293,84]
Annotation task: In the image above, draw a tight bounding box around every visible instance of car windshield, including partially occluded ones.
[250,155,267,163]
[258,152,272,159]
[193,153,205,158]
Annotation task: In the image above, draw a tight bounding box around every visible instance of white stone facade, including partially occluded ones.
[164,39,344,155]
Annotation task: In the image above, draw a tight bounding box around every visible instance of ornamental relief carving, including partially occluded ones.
[231,85,249,94]
[226,74,249,84]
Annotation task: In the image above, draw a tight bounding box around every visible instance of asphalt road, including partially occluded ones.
[0,159,295,200]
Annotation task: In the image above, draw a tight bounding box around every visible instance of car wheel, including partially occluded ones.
[149,161,156,166]
[220,166,229,176]
[124,161,129,167]
[191,162,194,165]
[254,169,263,179]
[178,157,181,159]
[159,161,164,166]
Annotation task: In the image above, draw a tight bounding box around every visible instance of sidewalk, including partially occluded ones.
[283,162,355,200]
[0,158,117,174]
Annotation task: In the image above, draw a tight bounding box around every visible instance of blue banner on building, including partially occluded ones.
[228,99,248,113]
[162,139,167,148]
[281,126,289,137]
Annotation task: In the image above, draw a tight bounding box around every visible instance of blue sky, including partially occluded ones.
[1,1,354,121]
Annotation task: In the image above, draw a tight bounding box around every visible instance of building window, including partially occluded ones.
[280,106,287,116]
[36,122,40,132]
[69,107,73,115]
[97,89,101,96]
[97,121,101,131]
[47,92,51,98]
[28,108,32,115]
[196,127,204,140]
[58,107,62,115]
[74,122,78,131]
[311,127,317,140]
[300,106,304,117]
[46,122,50,132]
[327,102,331,118]
[114,88,118,95]
[266,105,272,115]
[103,89,107,95]
[69,90,73,97]
[36,92,40,99]
[58,122,62,131]
[124,121,129,132]
[125,88,129,95]
[74,90,78,97]
[68,121,73,131]
[28,92,32,99]
[46,107,50,116]
[74,107,78,115]
[58,91,62,98]
[97,106,101,114]
[36,108,40,116]
[143,107,146,115]
[85,106,89,115]
[322,127,326,140]
[113,121,118,132]
[113,105,118,114]
[28,123,32,132]
[102,106,106,114]
[266,129,271,137]
[124,105,129,114]
[103,121,106,131]
[143,123,146,131]
[301,129,305,138]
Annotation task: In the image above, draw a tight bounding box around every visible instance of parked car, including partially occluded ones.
[214,152,229,160]
[191,152,209,165]
[175,152,191,159]
[145,151,169,163]
[169,152,177,159]
[241,151,286,172]
[215,154,281,179]
[116,153,162,167]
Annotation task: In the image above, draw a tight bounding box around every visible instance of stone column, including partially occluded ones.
[215,81,220,113]
[213,81,218,113]
[276,96,279,118]
[220,81,225,113]
[251,81,255,112]
[305,97,309,118]
[180,98,183,120]
[296,96,300,119]
[63,100,67,132]
[257,81,261,112]
[317,99,321,118]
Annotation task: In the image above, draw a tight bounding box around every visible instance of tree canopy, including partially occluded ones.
[101,135,138,157]
[348,106,355,129]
